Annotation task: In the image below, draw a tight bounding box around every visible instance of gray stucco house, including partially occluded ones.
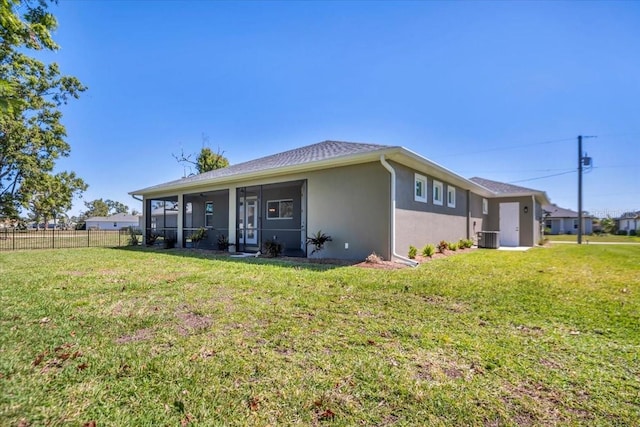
[541,204,593,235]
[130,141,550,261]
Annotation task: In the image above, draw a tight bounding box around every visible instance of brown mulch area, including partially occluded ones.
[165,246,476,269]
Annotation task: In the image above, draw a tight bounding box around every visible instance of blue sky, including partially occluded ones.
[44,1,639,217]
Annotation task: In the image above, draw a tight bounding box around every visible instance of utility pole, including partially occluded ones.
[578,135,583,244]
[577,135,594,245]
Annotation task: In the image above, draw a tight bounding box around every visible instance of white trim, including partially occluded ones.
[266,199,294,220]
[482,198,489,215]
[447,186,456,208]
[433,180,443,206]
[204,201,214,228]
[414,173,427,203]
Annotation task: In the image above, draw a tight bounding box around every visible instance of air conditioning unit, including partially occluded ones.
[477,231,500,249]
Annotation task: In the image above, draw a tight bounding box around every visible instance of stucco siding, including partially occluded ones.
[396,210,468,253]
[306,162,390,260]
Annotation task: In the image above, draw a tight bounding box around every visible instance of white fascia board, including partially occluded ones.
[388,148,496,197]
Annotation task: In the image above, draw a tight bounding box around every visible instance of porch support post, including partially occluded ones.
[177,194,184,247]
[228,186,237,252]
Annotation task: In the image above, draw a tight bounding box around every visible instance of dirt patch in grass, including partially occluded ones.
[414,351,474,383]
[175,309,212,336]
[501,381,580,425]
[115,328,154,344]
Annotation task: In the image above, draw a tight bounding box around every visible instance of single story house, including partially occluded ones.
[617,211,639,235]
[85,213,142,230]
[541,204,593,235]
[130,141,550,261]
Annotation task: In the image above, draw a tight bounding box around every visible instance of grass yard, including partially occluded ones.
[1,245,639,426]
[548,234,640,243]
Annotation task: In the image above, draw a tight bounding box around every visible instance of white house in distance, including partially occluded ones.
[617,211,639,235]
[85,213,141,230]
[542,204,593,235]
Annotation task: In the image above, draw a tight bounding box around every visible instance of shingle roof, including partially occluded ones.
[469,177,543,195]
[135,140,394,193]
[543,204,580,218]
[618,211,640,219]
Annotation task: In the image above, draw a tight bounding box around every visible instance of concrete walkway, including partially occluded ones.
[497,246,531,251]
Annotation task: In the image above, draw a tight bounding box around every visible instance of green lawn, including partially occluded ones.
[548,233,640,243]
[1,246,639,425]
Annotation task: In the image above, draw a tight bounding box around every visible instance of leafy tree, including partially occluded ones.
[106,199,129,214]
[173,135,229,176]
[83,199,110,218]
[196,147,229,173]
[21,171,86,230]
[83,198,130,217]
[600,217,616,234]
[0,0,87,218]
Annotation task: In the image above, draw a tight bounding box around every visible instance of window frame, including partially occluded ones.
[433,180,443,206]
[447,186,456,208]
[482,198,489,215]
[414,174,427,203]
[204,201,214,227]
[266,199,294,220]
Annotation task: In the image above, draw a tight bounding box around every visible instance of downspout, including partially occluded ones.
[380,155,419,267]
[466,189,471,240]
[532,195,536,246]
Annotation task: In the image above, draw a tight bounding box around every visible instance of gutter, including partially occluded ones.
[380,155,419,267]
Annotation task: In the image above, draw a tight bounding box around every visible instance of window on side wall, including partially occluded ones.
[267,199,294,219]
[433,180,443,206]
[482,198,488,215]
[414,174,427,203]
[205,201,214,227]
[447,186,456,208]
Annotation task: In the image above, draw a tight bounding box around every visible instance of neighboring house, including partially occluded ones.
[617,211,639,235]
[541,204,593,235]
[130,141,550,261]
[85,213,141,230]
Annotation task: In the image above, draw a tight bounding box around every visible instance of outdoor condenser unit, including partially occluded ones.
[477,231,500,249]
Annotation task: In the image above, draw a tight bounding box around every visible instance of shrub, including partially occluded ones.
[365,252,383,264]
[449,242,458,251]
[422,244,435,258]
[617,230,628,236]
[217,234,229,250]
[306,230,332,255]
[437,240,449,253]
[630,230,637,236]
[146,233,159,246]
[408,245,417,259]
[459,239,473,249]
[263,240,283,257]
[188,227,207,248]
[128,227,140,246]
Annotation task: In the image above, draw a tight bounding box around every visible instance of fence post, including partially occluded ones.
[13,228,15,251]
[88,229,90,247]
[52,227,55,249]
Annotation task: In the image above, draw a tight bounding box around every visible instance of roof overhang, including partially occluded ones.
[130,146,498,198]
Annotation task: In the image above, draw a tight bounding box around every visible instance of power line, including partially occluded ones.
[508,169,576,184]
[438,136,576,158]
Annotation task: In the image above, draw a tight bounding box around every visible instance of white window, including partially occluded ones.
[447,186,456,208]
[267,199,294,219]
[433,180,443,206]
[414,174,427,203]
[205,201,214,227]
[482,198,489,215]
